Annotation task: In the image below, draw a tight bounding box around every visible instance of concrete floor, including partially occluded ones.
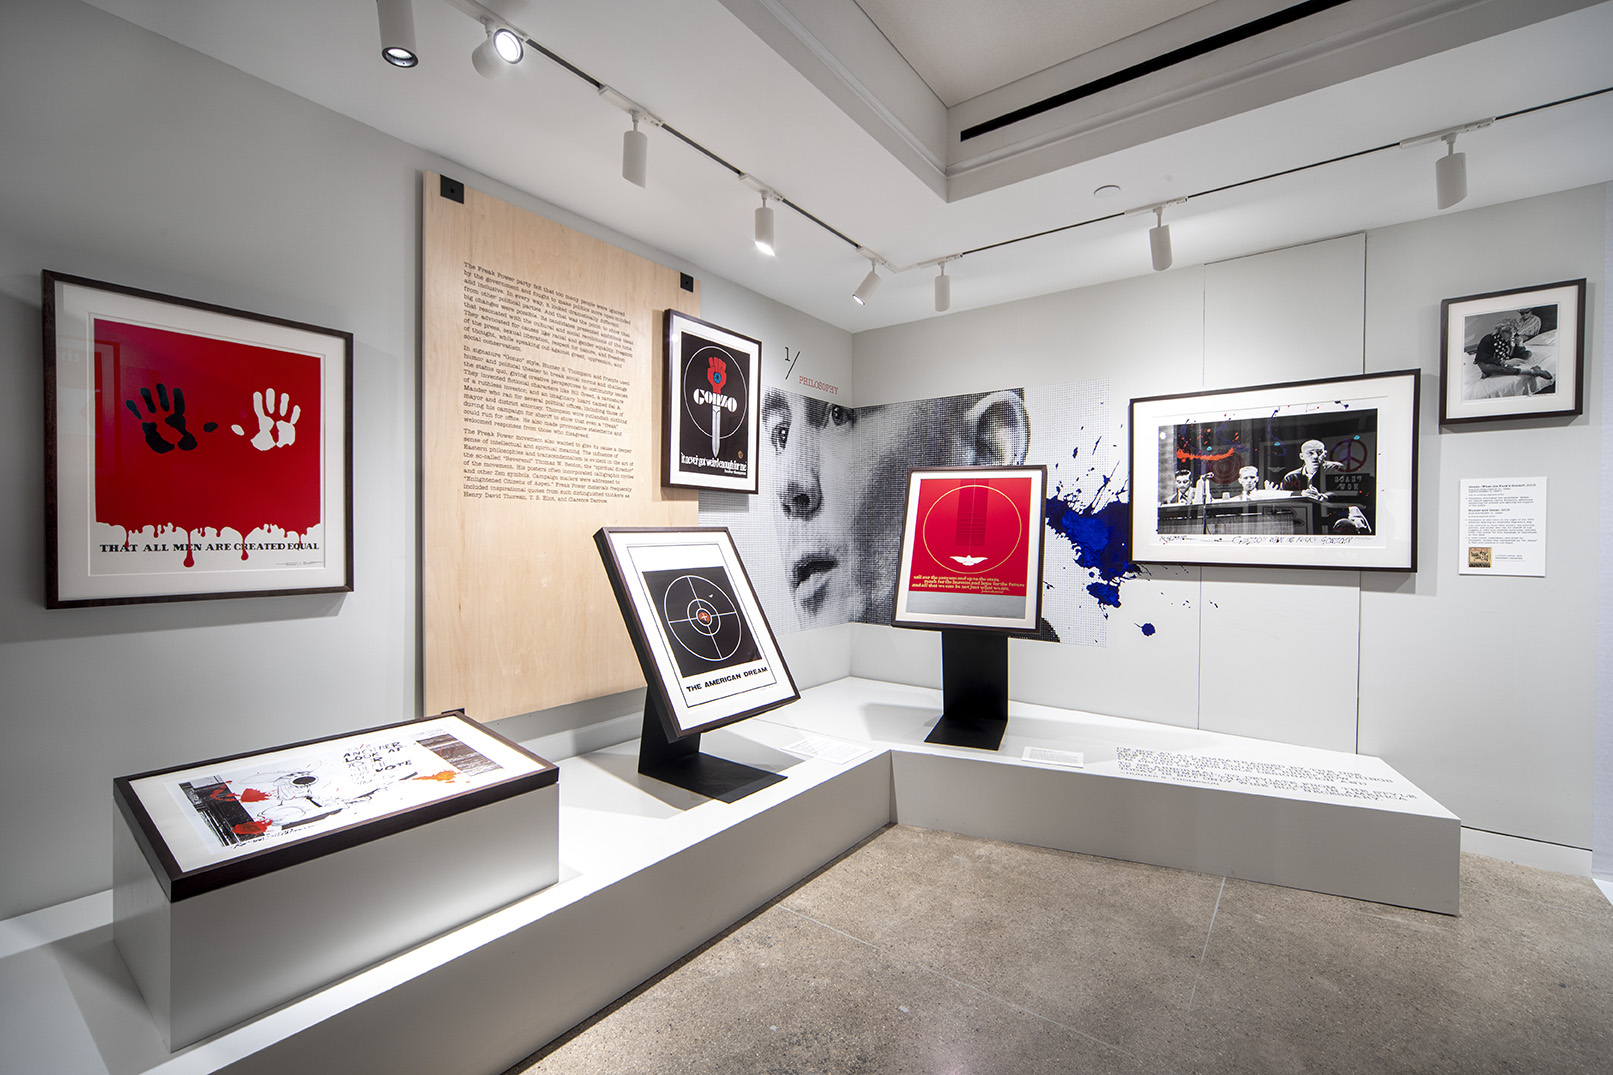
[506,825,1613,1075]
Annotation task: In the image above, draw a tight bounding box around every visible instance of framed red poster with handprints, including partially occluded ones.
[891,465,1047,633]
[43,271,353,607]
[662,310,761,494]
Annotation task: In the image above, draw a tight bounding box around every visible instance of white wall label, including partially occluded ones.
[1458,477,1547,577]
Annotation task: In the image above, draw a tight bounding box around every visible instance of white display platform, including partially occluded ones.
[0,678,1456,1075]
[767,678,1460,915]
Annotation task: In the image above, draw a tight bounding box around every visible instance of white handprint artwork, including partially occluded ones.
[231,387,301,450]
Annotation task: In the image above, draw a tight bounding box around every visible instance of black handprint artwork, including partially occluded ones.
[124,383,201,454]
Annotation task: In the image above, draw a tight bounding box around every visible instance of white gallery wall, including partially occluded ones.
[851,187,1606,866]
[0,0,850,918]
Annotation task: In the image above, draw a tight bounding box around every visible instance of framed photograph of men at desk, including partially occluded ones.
[1129,370,1419,572]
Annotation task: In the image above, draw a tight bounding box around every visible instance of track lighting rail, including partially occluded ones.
[408,1,1610,306]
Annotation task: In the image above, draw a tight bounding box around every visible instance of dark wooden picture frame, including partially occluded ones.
[1129,369,1420,571]
[1438,278,1586,425]
[595,526,798,739]
[44,270,354,607]
[662,310,761,494]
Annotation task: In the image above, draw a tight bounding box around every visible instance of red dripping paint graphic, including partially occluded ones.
[207,786,237,802]
[94,319,321,566]
[415,770,460,783]
[233,820,272,836]
[238,788,271,803]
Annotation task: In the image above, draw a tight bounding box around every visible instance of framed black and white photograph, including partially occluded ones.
[1129,370,1419,571]
[114,713,557,900]
[663,311,761,493]
[595,527,798,737]
[892,466,1047,633]
[1439,278,1585,424]
[44,270,354,608]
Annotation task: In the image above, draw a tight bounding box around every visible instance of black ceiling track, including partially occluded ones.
[960,0,1357,142]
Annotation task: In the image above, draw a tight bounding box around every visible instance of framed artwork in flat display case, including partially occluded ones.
[114,712,557,901]
[43,271,353,607]
[1439,278,1585,424]
[1129,370,1419,571]
[891,465,1048,633]
[595,526,798,738]
[663,311,761,493]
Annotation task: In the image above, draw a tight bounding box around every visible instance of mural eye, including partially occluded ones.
[828,405,852,426]
[768,419,789,452]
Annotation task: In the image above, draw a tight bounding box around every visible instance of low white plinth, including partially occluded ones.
[765,678,1461,914]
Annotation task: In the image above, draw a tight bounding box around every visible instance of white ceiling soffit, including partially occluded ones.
[853,0,1224,108]
[722,0,1606,202]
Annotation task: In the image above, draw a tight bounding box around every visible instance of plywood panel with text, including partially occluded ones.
[423,175,698,720]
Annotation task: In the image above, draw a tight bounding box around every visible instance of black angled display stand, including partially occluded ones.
[924,629,1010,751]
[639,695,785,803]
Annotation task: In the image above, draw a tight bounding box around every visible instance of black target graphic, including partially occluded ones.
[643,566,762,678]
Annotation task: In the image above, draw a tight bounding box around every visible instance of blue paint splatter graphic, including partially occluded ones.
[1138,622,1156,636]
[1044,484,1143,610]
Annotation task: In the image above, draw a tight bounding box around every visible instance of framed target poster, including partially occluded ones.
[663,311,760,493]
[44,271,353,608]
[595,527,798,737]
[892,466,1047,633]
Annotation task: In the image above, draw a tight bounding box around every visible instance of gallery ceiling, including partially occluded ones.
[83,0,1613,332]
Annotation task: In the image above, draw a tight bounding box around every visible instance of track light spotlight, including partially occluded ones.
[934,263,951,313]
[754,193,776,256]
[852,260,882,305]
[376,0,419,68]
[1149,206,1173,272]
[472,21,523,79]
[1435,133,1467,210]
[622,113,648,188]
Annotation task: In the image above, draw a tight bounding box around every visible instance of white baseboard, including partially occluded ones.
[1461,827,1592,876]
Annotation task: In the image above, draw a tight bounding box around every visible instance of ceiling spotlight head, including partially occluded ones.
[376,0,418,68]
[754,194,776,256]
[492,27,523,63]
[622,115,648,188]
[472,23,523,78]
[934,263,951,313]
[1435,133,1467,210]
[1149,205,1173,272]
[852,262,882,305]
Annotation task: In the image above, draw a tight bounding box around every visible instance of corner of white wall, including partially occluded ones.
[1595,180,1613,881]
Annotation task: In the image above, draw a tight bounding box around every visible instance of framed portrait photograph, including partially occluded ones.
[114,713,557,900]
[892,466,1047,633]
[1129,370,1419,571]
[595,526,798,738]
[1439,278,1585,424]
[44,271,353,608]
[663,311,761,493]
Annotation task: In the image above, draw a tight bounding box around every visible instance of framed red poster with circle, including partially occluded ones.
[891,466,1047,633]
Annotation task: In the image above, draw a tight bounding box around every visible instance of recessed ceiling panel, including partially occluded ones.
[854,0,1221,106]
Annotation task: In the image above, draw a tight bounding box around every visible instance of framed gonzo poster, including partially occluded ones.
[662,311,761,493]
